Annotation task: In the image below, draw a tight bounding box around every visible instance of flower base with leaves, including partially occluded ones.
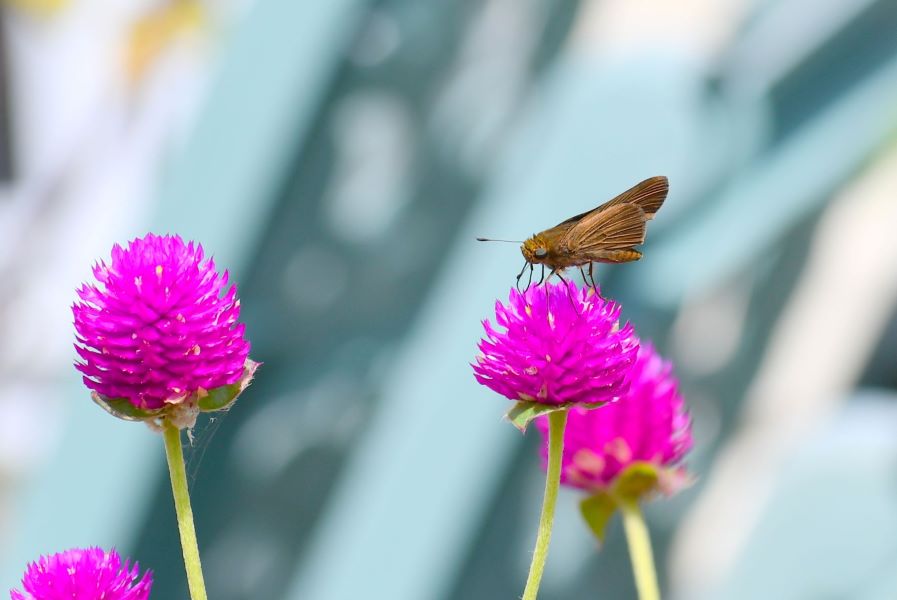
[92,359,259,430]
[578,462,689,542]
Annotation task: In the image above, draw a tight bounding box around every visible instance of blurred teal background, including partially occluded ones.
[1,0,897,598]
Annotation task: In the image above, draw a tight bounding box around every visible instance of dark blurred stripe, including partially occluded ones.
[0,8,14,183]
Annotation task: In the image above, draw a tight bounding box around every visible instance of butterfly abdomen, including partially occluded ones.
[594,249,643,263]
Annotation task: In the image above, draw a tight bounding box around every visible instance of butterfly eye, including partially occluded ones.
[534,248,548,258]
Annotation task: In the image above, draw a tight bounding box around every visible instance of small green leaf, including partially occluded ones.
[580,493,618,544]
[505,398,606,432]
[612,462,660,503]
[505,401,566,432]
[197,381,241,411]
[197,359,259,412]
[92,392,164,422]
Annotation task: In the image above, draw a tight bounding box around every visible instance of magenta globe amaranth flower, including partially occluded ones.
[474,281,639,598]
[535,343,691,598]
[473,281,638,410]
[73,233,257,428]
[536,342,692,501]
[11,547,152,600]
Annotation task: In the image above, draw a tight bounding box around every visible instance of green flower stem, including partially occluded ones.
[163,424,208,600]
[522,408,568,600]
[620,498,660,600]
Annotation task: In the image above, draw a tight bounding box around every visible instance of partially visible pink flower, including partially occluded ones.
[73,233,251,412]
[10,547,152,600]
[536,342,692,492]
[473,281,638,406]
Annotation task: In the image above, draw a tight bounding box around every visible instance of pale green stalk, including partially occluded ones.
[522,408,568,600]
[620,499,660,600]
[163,424,208,600]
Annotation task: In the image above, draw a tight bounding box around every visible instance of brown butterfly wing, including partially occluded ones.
[556,176,668,227]
[562,203,647,263]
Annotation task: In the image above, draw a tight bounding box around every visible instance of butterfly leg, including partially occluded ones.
[536,264,546,286]
[551,269,579,311]
[587,263,609,301]
[542,267,557,301]
[516,260,531,294]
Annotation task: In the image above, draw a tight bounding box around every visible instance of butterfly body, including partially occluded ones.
[520,176,668,275]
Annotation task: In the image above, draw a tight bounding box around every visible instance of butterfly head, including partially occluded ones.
[521,235,550,264]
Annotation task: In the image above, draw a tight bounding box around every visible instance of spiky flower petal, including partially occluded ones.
[73,233,252,415]
[10,547,152,600]
[473,281,638,406]
[536,342,692,493]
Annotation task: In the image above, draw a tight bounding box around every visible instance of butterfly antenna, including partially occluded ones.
[476,237,523,243]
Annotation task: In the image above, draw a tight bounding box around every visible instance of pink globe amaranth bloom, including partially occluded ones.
[473,281,639,406]
[73,234,254,423]
[536,342,692,494]
[10,547,152,600]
